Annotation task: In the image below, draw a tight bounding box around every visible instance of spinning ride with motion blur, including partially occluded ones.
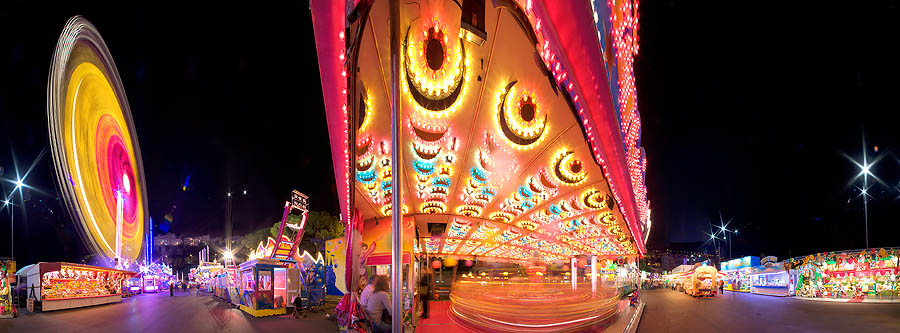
[47,16,148,272]
[31,16,145,312]
[312,0,650,331]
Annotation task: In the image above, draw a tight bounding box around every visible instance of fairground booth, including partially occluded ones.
[236,258,297,317]
[16,262,136,311]
[787,248,899,300]
[719,256,759,292]
[749,257,794,297]
[209,201,329,317]
[312,0,651,331]
[139,262,173,293]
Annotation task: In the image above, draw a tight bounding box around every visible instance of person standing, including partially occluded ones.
[418,266,434,319]
[169,282,174,297]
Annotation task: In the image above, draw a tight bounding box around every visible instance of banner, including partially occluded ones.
[325,238,347,295]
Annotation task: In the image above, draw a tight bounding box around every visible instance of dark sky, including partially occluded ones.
[638,1,900,258]
[1,1,900,266]
[0,2,335,264]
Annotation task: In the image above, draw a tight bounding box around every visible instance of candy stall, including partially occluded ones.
[18,262,136,311]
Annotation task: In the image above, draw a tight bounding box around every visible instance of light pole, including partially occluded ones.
[225,188,247,258]
[717,213,734,260]
[2,198,12,257]
[4,147,48,258]
[861,159,870,250]
[846,140,878,249]
[5,177,26,257]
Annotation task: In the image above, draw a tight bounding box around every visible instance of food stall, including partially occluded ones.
[17,262,135,311]
[749,261,793,297]
[686,266,718,297]
[720,256,759,292]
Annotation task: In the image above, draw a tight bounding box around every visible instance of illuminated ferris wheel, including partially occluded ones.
[47,16,148,267]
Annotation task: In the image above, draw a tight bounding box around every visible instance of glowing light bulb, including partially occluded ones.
[122,173,131,193]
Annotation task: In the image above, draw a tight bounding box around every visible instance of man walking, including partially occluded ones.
[170,282,174,297]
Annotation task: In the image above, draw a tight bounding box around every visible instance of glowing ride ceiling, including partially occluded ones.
[315,0,649,262]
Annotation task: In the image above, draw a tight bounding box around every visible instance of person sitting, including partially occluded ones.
[359,274,376,312]
[365,275,393,333]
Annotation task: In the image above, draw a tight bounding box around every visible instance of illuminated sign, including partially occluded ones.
[720,256,760,271]
[291,190,309,212]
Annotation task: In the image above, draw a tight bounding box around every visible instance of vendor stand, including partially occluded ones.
[191,261,224,292]
[749,261,793,297]
[17,262,136,311]
[720,256,759,292]
[789,248,899,299]
[685,265,718,297]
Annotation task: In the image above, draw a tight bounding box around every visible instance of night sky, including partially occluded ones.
[1,1,899,266]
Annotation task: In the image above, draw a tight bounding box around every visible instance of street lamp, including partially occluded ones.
[845,139,881,250]
[716,214,735,260]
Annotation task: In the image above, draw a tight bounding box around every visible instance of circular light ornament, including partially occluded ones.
[403,20,468,117]
[581,189,607,210]
[516,220,538,231]
[551,150,588,186]
[496,81,548,150]
[597,211,617,226]
[47,16,146,263]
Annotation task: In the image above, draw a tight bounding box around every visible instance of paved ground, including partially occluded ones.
[0,290,338,333]
[638,289,900,333]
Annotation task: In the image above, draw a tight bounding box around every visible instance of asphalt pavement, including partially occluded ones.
[0,290,338,333]
[638,289,900,333]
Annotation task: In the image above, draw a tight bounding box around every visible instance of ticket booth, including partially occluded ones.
[238,258,299,317]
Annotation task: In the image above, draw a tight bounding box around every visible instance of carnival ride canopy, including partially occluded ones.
[315,0,650,263]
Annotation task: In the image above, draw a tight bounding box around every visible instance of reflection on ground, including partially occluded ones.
[449,278,620,332]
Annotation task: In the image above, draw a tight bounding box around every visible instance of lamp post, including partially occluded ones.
[5,177,26,257]
[2,198,13,257]
[846,140,878,249]
[861,160,870,250]
[717,213,734,260]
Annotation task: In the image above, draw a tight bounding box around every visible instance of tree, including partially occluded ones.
[239,211,343,256]
[298,211,344,255]
[240,223,278,253]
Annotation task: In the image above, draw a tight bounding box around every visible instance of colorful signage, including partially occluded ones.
[325,237,347,295]
[720,256,760,271]
[291,190,309,212]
